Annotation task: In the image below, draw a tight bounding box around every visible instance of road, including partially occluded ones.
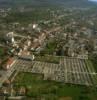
[14,34,29,39]
[0,43,9,48]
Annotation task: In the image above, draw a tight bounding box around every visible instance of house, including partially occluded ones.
[18,55,35,61]
[77,54,88,59]
[18,87,26,96]
[0,87,10,95]
[3,58,16,70]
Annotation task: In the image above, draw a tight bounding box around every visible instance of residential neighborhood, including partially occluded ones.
[0,0,97,99]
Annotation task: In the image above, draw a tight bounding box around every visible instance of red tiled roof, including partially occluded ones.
[6,58,14,65]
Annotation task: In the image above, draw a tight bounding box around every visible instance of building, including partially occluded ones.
[77,54,88,59]
[18,87,26,96]
[18,55,35,61]
[3,58,16,70]
[0,87,10,96]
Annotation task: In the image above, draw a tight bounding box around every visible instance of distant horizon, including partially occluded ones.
[88,0,97,2]
[0,0,97,8]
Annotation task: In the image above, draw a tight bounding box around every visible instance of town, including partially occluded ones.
[0,6,97,100]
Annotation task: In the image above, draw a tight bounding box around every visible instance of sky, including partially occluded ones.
[89,0,97,2]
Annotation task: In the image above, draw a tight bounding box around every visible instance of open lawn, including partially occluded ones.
[13,72,97,100]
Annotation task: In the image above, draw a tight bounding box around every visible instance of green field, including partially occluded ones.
[13,72,97,100]
[90,54,97,73]
[39,39,57,55]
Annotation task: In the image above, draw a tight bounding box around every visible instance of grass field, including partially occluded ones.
[13,72,97,100]
[85,59,97,84]
[90,55,97,73]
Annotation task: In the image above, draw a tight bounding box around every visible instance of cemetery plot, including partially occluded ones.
[13,57,97,86]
